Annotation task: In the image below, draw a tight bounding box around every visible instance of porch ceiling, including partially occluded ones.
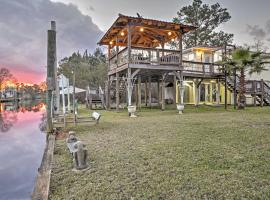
[98,14,196,48]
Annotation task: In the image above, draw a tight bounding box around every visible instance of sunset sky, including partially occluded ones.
[1,0,270,83]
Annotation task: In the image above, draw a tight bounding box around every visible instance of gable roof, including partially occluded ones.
[98,14,197,48]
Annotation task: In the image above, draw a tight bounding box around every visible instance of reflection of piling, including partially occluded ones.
[46,22,57,133]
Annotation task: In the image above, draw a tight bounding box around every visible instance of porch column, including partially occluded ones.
[216,79,220,105]
[106,44,112,110]
[194,79,201,106]
[116,73,120,111]
[173,75,177,107]
[177,28,184,114]
[209,83,213,103]
[127,23,133,108]
[205,84,209,103]
[145,82,148,106]
[157,79,160,107]
[137,76,141,110]
[127,69,132,106]
[253,81,257,106]
[161,77,165,111]
[148,76,152,108]
[261,79,264,107]
[106,77,111,110]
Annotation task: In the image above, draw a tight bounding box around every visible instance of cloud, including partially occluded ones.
[246,24,266,40]
[88,6,95,12]
[0,0,103,83]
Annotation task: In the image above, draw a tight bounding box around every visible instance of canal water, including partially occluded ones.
[0,101,46,200]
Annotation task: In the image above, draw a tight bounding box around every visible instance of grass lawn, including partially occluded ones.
[49,106,270,199]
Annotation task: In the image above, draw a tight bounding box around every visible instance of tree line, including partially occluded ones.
[58,48,107,90]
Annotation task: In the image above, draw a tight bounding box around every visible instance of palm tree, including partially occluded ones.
[222,47,270,109]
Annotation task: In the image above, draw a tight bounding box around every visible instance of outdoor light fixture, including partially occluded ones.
[140,27,144,32]
[171,38,175,42]
[168,31,172,36]
[109,41,113,45]
[120,32,125,36]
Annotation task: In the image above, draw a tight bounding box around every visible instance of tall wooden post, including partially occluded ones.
[115,37,120,111]
[127,23,133,107]
[145,82,148,106]
[173,75,176,107]
[148,76,152,108]
[161,77,165,111]
[233,68,237,109]
[106,78,111,109]
[224,45,228,110]
[157,79,160,107]
[106,45,111,110]
[224,68,228,109]
[253,81,257,106]
[46,27,56,133]
[261,79,264,107]
[216,79,220,105]
[116,73,120,111]
[178,28,185,110]
[51,21,60,114]
[138,76,141,110]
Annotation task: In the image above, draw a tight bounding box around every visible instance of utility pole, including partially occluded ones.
[51,21,60,114]
[46,22,57,133]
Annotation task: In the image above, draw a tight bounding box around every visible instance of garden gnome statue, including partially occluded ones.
[73,141,88,170]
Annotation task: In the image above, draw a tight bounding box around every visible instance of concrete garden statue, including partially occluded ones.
[66,131,88,170]
[73,141,88,170]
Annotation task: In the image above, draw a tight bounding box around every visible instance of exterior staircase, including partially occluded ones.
[223,75,270,106]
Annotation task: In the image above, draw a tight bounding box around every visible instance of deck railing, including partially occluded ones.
[109,46,223,75]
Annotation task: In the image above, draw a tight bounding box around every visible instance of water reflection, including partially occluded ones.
[0,100,46,199]
[0,101,45,133]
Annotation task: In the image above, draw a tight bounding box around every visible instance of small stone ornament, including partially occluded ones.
[66,131,88,170]
[73,141,88,170]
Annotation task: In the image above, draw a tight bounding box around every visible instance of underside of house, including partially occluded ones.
[98,14,270,111]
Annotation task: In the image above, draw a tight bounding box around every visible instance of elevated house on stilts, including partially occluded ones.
[98,14,270,115]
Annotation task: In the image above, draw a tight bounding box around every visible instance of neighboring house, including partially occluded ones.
[1,87,17,100]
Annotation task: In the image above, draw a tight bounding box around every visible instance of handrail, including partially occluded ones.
[109,47,127,60]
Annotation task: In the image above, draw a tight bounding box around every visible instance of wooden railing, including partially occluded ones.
[227,78,270,99]
[109,46,223,75]
[182,60,223,75]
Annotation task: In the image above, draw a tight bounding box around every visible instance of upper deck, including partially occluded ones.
[108,46,224,78]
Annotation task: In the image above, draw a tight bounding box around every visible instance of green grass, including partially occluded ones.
[49,106,270,199]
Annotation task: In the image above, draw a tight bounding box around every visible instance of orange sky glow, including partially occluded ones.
[9,69,46,85]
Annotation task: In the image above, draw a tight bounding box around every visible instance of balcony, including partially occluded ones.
[108,46,224,77]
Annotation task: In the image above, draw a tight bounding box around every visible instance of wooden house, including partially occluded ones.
[98,14,270,113]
